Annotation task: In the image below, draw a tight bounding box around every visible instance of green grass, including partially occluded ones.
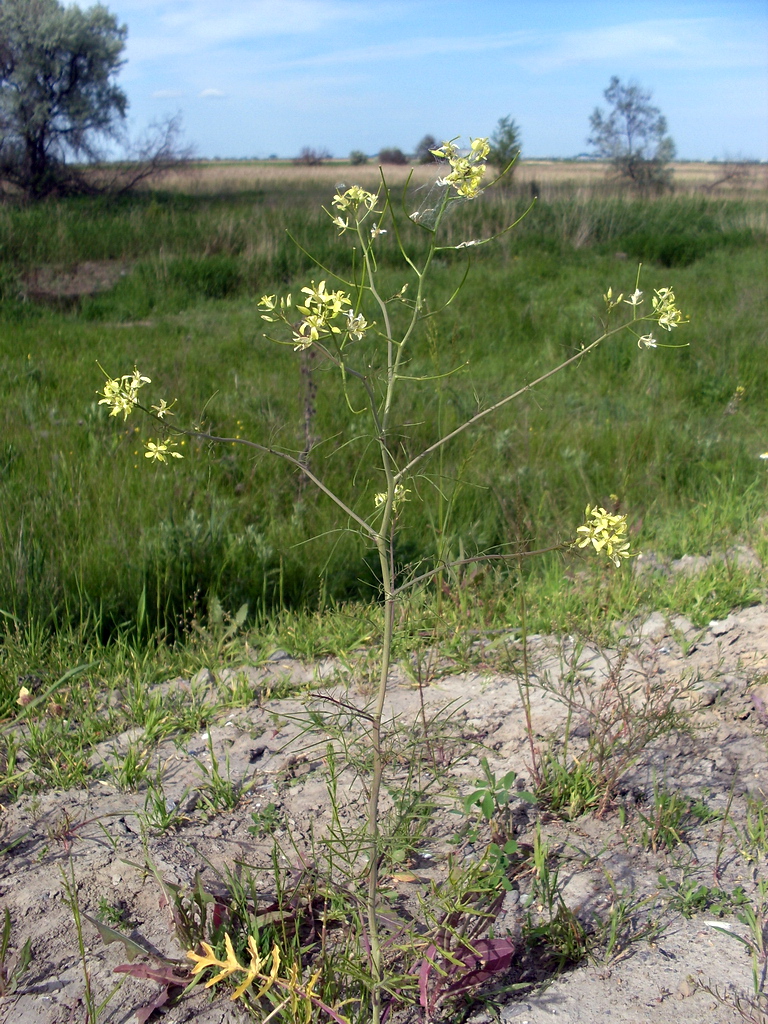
[0,182,767,651]
[2,175,767,1024]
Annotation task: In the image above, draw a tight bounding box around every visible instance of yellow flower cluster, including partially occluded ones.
[573,505,631,567]
[98,366,182,464]
[259,281,371,351]
[430,137,490,199]
[98,367,150,420]
[145,439,182,463]
[651,287,688,331]
[331,185,378,214]
[328,185,380,234]
[373,483,410,511]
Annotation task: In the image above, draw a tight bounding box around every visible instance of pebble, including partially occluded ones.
[709,615,738,636]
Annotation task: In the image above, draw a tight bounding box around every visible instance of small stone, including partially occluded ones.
[671,554,711,575]
[719,673,745,692]
[676,978,695,999]
[180,792,200,813]
[727,545,761,570]
[753,684,768,724]
[669,613,695,634]
[709,615,737,637]
[693,680,727,706]
[633,551,668,578]
[638,611,668,639]
[750,685,768,725]
[267,649,291,662]
[192,667,216,687]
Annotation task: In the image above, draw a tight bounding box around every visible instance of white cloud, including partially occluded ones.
[520,18,767,73]
[122,0,389,62]
[263,30,535,71]
[199,88,227,99]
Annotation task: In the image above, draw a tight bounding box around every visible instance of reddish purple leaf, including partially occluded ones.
[418,944,439,1013]
[135,988,170,1024]
[114,963,190,1024]
[419,937,517,1014]
[442,937,516,996]
[114,963,189,985]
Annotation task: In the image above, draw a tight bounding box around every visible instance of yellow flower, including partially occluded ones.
[637,333,657,349]
[573,505,631,567]
[258,293,291,322]
[345,310,371,340]
[291,280,353,349]
[97,366,150,420]
[430,137,490,198]
[150,398,176,419]
[374,483,410,511]
[652,287,688,331]
[144,439,183,463]
[16,686,32,706]
[332,185,379,213]
[430,140,459,161]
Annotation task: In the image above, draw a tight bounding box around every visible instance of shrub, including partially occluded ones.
[378,147,407,165]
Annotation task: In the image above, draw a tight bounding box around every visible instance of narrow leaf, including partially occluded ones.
[84,913,176,964]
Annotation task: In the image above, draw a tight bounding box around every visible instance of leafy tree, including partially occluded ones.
[588,76,676,192]
[488,116,522,174]
[0,0,129,199]
[349,149,368,165]
[414,134,438,164]
[378,147,407,165]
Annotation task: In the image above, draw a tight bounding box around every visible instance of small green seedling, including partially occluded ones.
[463,757,534,840]
[141,771,188,833]
[0,908,31,996]
[248,802,283,837]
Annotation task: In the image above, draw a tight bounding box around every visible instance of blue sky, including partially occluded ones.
[109,0,768,161]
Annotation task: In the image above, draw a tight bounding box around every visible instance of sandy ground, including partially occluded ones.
[1,603,767,1024]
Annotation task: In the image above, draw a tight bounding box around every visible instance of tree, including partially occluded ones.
[0,0,130,199]
[414,134,438,164]
[488,116,521,174]
[378,147,407,165]
[100,113,192,194]
[588,76,676,192]
[294,146,331,166]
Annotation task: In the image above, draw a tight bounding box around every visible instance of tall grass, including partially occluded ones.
[0,181,766,637]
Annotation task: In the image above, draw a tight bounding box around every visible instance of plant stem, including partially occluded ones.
[366,534,395,1024]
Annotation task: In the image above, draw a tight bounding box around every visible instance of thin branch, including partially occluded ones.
[394,327,627,483]
[180,427,378,541]
[393,545,564,595]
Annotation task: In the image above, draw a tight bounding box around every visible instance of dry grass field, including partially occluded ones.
[153,157,768,198]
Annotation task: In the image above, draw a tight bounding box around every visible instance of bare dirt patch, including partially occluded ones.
[1,606,767,1023]
[21,261,132,304]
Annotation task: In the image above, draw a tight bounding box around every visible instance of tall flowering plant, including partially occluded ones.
[98,138,688,1022]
